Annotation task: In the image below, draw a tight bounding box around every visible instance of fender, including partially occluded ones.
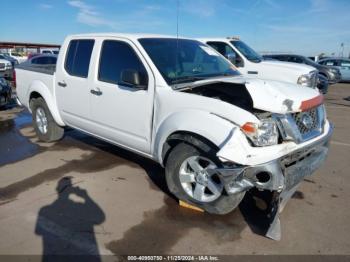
[27,80,65,126]
[153,109,236,165]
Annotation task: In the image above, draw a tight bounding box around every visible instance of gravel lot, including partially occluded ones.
[0,83,349,257]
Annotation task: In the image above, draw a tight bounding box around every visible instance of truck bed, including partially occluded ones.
[16,63,56,75]
[15,64,56,109]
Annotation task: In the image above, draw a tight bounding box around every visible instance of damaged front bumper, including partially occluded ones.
[215,123,334,240]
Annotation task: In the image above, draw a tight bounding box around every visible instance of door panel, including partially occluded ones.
[55,39,95,129]
[339,60,350,80]
[89,39,154,153]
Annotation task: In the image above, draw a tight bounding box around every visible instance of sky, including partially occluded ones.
[1,0,350,56]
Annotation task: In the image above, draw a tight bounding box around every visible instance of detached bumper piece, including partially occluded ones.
[215,124,334,240]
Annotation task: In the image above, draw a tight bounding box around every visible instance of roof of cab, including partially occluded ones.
[68,33,189,41]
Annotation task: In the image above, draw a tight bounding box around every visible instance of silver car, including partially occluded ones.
[319,58,350,81]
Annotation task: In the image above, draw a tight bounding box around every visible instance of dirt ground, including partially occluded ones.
[0,83,349,258]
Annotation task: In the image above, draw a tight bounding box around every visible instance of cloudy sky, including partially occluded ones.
[2,0,350,56]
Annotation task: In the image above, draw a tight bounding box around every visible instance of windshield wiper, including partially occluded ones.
[171,76,207,85]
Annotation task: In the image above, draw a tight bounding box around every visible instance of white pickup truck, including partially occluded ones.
[16,33,333,239]
[0,58,12,78]
[198,37,318,88]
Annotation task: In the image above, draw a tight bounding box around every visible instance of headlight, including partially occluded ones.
[330,68,338,74]
[241,119,278,146]
[298,72,317,88]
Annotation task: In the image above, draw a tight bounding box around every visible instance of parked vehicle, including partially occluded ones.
[6,50,27,63]
[41,49,59,55]
[21,54,57,66]
[27,53,41,60]
[263,54,341,84]
[0,53,19,67]
[0,77,12,108]
[198,37,318,89]
[15,34,333,240]
[317,74,329,94]
[318,58,350,81]
[0,58,12,78]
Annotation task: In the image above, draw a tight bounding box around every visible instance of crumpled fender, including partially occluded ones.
[27,80,65,126]
[217,120,332,166]
[153,109,237,165]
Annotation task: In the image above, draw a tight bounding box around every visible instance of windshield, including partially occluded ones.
[230,40,262,63]
[139,38,240,85]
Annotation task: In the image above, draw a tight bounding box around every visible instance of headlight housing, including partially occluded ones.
[298,71,317,88]
[241,119,279,146]
[330,68,339,74]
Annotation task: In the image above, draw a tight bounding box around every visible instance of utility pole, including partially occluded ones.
[339,43,344,57]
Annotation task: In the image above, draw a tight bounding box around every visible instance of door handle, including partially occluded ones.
[90,89,103,96]
[58,81,67,87]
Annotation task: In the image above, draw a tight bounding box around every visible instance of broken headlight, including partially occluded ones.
[241,119,278,146]
[297,71,317,88]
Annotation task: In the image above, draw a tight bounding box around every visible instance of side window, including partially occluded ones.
[340,61,350,67]
[65,39,94,78]
[206,41,235,57]
[207,41,243,67]
[98,40,148,86]
[323,60,336,66]
[288,56,303,63]
[31,58,39,64]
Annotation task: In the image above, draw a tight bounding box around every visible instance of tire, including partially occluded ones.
[165,142,245,215]
[30,97,64,142]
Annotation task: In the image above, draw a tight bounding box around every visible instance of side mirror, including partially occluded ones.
[120,69,147,90]
[226,52,237,65]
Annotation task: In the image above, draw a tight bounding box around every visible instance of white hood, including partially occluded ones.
[220,77,322,114]
[261,60,316,74]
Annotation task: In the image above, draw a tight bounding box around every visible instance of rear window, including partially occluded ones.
[65,39,94,78]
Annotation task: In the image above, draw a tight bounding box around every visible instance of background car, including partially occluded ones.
[6,50,27,63]
[20,54,57,68]
[27,53,41,60]
[317,73,329,94]
[0,58,12,79]
[263,54,341,84]
[0,53,19,67]
[0,77,12,108]
[41,49,59,55]
[318,58,350,82]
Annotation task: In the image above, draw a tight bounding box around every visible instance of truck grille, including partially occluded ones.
[0,63,5,70]
[274,105,325,143]
[292,107,319,135]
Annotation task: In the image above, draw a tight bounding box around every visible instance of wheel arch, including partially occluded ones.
[28,81,65,126]
[153,110,236,166]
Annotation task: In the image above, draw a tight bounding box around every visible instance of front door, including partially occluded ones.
[89,38,154,154]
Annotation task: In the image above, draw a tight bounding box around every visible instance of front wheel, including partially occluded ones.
[30,97,64,142]
[165,142,245,215]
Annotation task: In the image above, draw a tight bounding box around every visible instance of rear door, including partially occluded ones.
[55,39,95,130]
[88,38,155,153]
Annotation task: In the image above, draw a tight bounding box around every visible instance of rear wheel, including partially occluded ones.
[30,97,64,142]
[165,142,245,214]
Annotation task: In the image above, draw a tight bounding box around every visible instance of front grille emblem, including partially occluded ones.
[301,113,313,129]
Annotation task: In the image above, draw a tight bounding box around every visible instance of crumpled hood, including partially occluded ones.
[220,77,322,114]
[260,60,316,74]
